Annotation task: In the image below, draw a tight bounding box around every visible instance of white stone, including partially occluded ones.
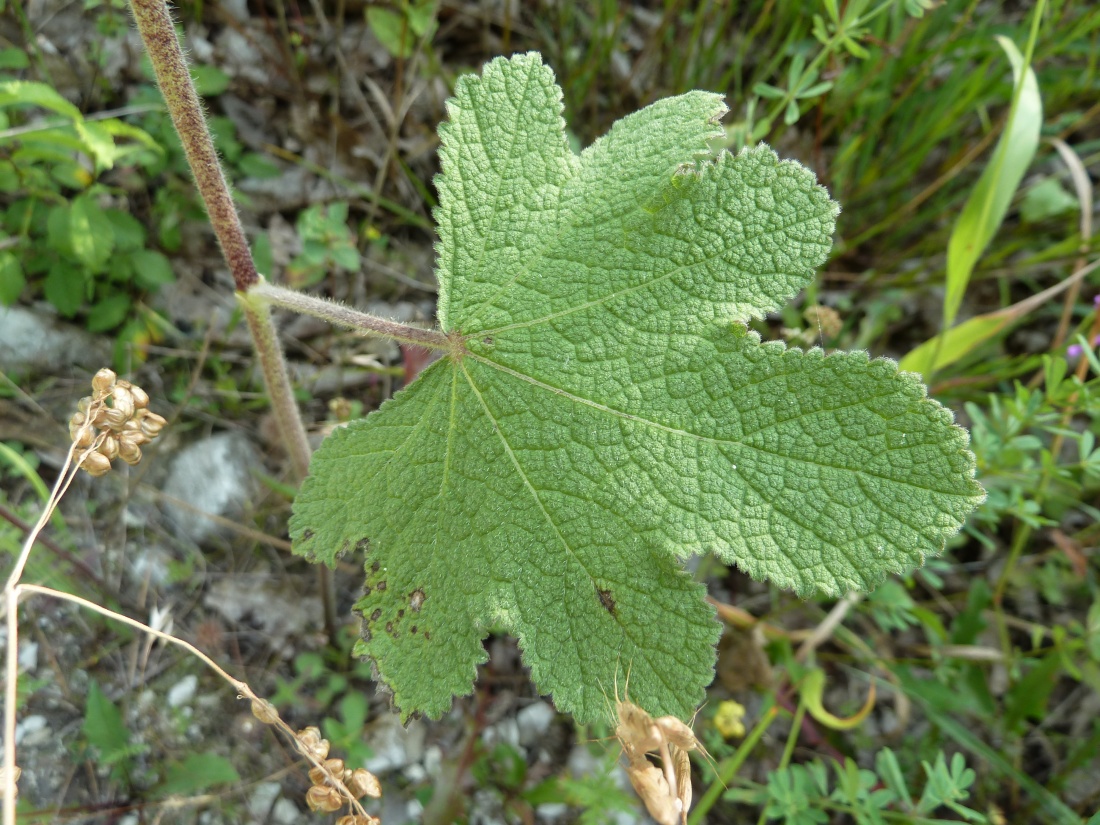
[167,674,198,708]
[517,701,555,747]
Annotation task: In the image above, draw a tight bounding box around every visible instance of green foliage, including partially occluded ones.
[270,631,376,765]
[967,361,1100,533]
[727,749,989,825]
[153,753,241,797]
[291,53,983,724]
[525,749,638,825]
[366,1,438,58]
[0,79,175,333]
[285,202,361,287]
[80,681,149,784]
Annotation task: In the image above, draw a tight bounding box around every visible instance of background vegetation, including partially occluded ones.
[2,0,1099,823]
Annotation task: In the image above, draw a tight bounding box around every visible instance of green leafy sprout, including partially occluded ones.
[290,53,984,724]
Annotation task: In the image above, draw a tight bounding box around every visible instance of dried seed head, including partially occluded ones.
[250,697,279,725]
[118,439,142,465]
[337,817,381,825]
[122,420,151,445]
[100,435,119,461]
[77,396,91,414]
[103,407,128,430]
[347,768,381,799]
[91,406,110,427]
[110,386,135,419]
[72,424,95,450]
[140,412,167,438]
[306,784,344,813]
[80,451,112,477]
[308,757,347,785]
[296,727,330,761]
[129,384,150,409]
[91,368,117,395]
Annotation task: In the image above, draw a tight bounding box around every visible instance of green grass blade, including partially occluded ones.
[942,34,1042,330]
[899,314,1010,377]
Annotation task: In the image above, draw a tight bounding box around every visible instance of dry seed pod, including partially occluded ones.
[122,420,151,445]
[297,727,330,761]
[140,412,166,438]
[347,768,381,799]
[129,384,150,409]
[250,697,279,725]
[625,755,679,825]
[77,396,91,414]
[100,435,119,461]
[110,386,135,419]
[118,439,142,465]
[91,405,110,427]
[80,451,111,477]
[306,784,344,813]
[72,425,95,450]
[655,716,701,752]
[91,368,117,394]
[103,407,128,430]
[336,817,382,825]
[308,757,347,786]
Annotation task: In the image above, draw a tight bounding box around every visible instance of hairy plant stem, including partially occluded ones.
[128,0,256,291]
[253,280,453,352]
[127,0,336,635]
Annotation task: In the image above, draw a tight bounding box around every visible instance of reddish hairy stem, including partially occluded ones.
[129,0,258,291]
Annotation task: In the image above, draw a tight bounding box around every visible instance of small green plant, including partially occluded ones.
[726,749,990,824]
[0,81,175,331]
[286,202,362,288]
[366,0,438,59]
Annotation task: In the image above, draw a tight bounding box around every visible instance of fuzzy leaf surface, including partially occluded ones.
[290,53,983,723]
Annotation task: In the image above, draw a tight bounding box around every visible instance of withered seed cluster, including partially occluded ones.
[69,368,166,476]
[298,726,381,822]
[250,698,381,824]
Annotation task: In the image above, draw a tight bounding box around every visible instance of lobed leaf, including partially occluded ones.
[291,53,983,723]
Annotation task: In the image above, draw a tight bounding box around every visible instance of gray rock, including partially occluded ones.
[517,701,556,747]
[162,432,260,543]
[203,572,322,652]
[167,674,198,708]
[247,782,301,825]
[0,305,109,374]
[364,714,426,774]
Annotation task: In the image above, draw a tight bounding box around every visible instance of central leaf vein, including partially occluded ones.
[465,351,947,494]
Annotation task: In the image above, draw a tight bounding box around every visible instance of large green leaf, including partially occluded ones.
[290,53,983,723]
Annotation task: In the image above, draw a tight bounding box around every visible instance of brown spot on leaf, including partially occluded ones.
[423,631,431,640]
[385,622,393,633]
[410,589,426,612]
[377,581,387,592]
[397,609,405,618]
[483,336,493,346]
[370,609,382,622]
[356,538,370,553]
[362,586,371,597]
[301,529,314,540]
[598,588,616,616]
[371,561,380,573]
[411,626,418,634]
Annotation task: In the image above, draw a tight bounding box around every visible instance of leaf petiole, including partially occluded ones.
[251,279,452,352]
